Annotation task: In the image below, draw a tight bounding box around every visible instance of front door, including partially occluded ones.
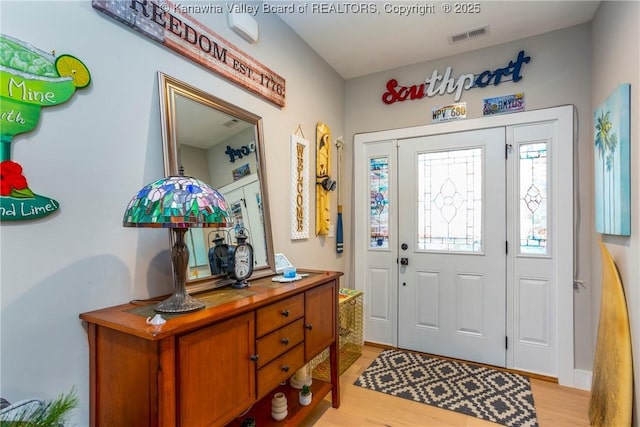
[355,107,574,382]
[397,128,507,367]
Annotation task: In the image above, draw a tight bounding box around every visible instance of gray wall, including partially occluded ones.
[1,1,639,426]
[0,2,345,424]
[344,24,595,371]
[591,2,640,425]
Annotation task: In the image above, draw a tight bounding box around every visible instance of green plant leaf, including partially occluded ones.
[0,387,78,426]
[10,187,36,199]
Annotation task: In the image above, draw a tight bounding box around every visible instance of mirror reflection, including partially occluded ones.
[158,72,275,290]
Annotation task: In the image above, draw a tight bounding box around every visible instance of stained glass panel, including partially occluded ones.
[519,143,548,255]
[370,157,389,248]
[417,148,482,252]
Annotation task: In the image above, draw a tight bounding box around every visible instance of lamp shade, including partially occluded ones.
[122,175,232,313]
[123,175,230,228]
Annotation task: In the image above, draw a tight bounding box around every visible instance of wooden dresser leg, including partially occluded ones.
[329,341,340,408]
[86,323,97,427]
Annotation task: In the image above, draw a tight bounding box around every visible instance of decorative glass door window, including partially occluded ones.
[519,143,548,255]
[369,157,389,248]
[417,148,482,252]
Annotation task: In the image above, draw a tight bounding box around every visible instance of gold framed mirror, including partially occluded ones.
[158,72,275,291]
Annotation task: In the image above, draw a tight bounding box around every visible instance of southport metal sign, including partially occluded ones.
[382,50,531,105]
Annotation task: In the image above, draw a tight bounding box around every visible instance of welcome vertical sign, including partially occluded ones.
[290,134,309,240]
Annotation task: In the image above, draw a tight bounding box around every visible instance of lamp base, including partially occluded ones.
[155,293,205,313]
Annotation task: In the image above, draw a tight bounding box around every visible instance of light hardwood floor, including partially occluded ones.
[303,345,591,426]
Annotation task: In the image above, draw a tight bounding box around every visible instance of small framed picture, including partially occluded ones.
[232,163,251,181]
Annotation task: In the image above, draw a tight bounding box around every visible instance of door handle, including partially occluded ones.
[400,257,409,265]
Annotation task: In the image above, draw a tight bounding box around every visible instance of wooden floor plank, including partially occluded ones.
[302,346,590,426]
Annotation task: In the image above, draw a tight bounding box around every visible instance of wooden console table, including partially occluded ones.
[79,270,342,426]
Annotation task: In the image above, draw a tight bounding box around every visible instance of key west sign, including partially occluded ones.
[382,50,531,105]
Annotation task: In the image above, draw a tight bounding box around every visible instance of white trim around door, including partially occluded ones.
[354,106,575,387]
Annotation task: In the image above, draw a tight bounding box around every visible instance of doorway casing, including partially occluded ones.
[354,105,575,387]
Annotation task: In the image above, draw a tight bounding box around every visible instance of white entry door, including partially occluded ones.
[397,128,507,367]
[354,107,574,384]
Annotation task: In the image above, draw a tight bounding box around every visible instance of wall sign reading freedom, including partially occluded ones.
[92,0,286,107]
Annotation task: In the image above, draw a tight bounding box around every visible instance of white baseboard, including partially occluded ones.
[573,369,592,391]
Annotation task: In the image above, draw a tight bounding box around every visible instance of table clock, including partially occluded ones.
[227,230,254,288]
[210,229,254,288]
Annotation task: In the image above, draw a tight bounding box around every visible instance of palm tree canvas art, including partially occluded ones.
[594,83,631,236]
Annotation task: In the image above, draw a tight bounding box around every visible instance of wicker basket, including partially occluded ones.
[310,288,363,380]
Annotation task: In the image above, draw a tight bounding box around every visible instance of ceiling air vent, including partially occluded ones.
[222,118,239,128]
[449,25,489,44]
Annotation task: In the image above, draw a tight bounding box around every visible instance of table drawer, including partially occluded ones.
[256,294,304,337]
[256,318,304,368]
[256,344,304,399]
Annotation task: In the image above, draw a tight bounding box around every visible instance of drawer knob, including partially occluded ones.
[281,365,290,373]
[281,309,290,317]
[305,324,313,331]
[249,354,259,362]
[281,338,290,345]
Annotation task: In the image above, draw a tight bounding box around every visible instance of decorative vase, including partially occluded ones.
[290,364,312,389]
[298,390,312,406]
[271,392,288,421]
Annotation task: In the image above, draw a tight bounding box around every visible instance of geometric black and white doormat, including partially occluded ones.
[354,349,538,427]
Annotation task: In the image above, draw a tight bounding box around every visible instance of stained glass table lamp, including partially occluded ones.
[123,175,231,313]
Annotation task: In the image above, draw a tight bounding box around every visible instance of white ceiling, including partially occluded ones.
[177,1,601,150]
[175,94,253,149]
[277,1,601,79]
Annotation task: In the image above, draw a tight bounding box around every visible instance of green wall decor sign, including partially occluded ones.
[0,34,91,221]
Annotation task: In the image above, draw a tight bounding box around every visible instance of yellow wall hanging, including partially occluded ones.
[315,122,336,235]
